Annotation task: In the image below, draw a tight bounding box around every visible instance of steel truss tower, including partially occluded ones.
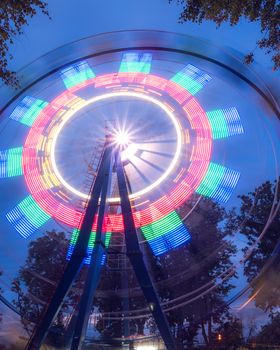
[26,135,177,350]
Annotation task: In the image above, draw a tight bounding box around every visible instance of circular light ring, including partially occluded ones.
[22,72,212,231]
[50,91,183,202]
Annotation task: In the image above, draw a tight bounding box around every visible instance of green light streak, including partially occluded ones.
[141,210,182,241]
[7,147,23,177]
[171,73,202,95]
[196,162,225,197]
[71,229,111,249]
[206,110,229,139]
[63,68,95,89]
[21,100,48,126]
[70,228,80,246]
[18,195,50,227]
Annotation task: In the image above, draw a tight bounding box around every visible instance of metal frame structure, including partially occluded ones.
[26,136,176,350]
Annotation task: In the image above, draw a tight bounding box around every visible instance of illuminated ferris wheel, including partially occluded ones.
[2,43,242,250]
[0,31,279,349]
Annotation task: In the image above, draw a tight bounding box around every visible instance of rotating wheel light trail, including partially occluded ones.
[5,67,241,242]
[0,31,279,349]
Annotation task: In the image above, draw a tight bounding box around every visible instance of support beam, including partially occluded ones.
[71,152,113,350]
[115,150,177,350]
[26,140,113,350]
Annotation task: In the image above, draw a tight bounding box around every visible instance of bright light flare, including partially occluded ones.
[114,131,130,146]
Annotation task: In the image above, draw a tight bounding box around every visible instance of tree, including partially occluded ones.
[12,230,72,343]
[169,0,280,70]
[93,197,237,348]
[216,317,243,349]
[139,196,238,348]
[256,311,280,345]
[174,197,237,347]
[0,1,49,87]
[228,179,280,312]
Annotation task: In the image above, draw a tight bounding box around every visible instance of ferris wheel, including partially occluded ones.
[2,40,242,254]
[0,31,279,349]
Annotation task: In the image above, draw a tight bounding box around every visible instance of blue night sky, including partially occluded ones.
[8,0,277,74]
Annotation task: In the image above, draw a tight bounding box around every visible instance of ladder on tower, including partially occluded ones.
[75,141,105,213]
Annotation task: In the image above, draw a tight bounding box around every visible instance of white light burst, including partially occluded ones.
[114,131,130,146]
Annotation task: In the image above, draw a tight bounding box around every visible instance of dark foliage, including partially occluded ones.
[170,0,280,69]
[94,197,238,347]
[0,0,49,87]
[12,230,71,335]
[228,179,280,312]
[168,197,238,347]
[256,312,280,345]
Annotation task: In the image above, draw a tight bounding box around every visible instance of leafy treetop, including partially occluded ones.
[0,0,49,87]
[170,0,280,70]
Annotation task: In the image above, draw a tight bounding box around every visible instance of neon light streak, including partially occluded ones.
[196,162,240,202]
[6,195,50,238]
[211,167,240,202]
[165,81,192,105]
[141,210,183,239]
[0,147,23,178]
[141,210,190,256]
[67,229,111,265]
[185,64,212,85]
[147,224,191,256]
[41,160,61,189]
[10,96,48,126]
[206,110,228,139]
[196,163,225,197]
[206,108,243,139]
[171,64,211,95]
[223,107,244,136]
[60,61,95,89]
[119,52,152,74]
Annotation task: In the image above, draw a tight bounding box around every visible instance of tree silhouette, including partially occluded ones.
[216,317,243,349]
[0,1,49,87]
[170,0,280,70]
[229,179,280,312]
[93,197,238,347]
[12,230,71,340]
[256,311,280,345]
[166,197,238,347]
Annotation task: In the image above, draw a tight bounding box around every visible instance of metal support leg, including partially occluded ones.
[71,152,113,350]
[122,253,130,338]
[26,141,113,350]
[115,150,177,350]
